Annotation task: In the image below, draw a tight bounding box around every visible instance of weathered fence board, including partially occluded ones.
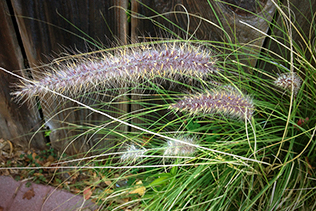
[0,1,45,149]
[259,0,316,72]
[9,0,129,155]
[131,0,276,65]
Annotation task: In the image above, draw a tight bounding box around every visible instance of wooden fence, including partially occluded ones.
[0,0,314,155]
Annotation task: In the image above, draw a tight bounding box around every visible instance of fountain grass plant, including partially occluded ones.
[1,0,316,210]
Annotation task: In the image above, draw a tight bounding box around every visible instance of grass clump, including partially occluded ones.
[1,0,316,210]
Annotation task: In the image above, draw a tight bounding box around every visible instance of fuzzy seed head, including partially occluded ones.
[120,145,145,163]
[164,136,197,156]
[169,89,254,120]
[274,72,302,95]
[13,42,217,101]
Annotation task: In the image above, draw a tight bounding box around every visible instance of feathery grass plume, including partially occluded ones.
[13,42,218,101]
[169,89,254,120]
[164,136,197,156]
[274,72,302,96]
[120,145,145,163]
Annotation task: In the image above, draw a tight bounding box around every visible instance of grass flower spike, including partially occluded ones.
[274,72,302,96]
[120,145,145,163]
[164,136,197,156]
[169,89,254,120]
[13,42,217,100]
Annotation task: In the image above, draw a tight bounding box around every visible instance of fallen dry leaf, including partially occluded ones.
[31,152,37,160]
[104,188,114,194]
[71,187,81,194]
[101,176,112,186]
[43,161,52,167]
[83,187,93,200]
[31,152,44,165]
[104,180,112,186]
[23,188,35,200]
[47,155,55,162]
[129,180,146,196]
[33,172,44,177]
[103,180,112,186]
[123,198,130,203]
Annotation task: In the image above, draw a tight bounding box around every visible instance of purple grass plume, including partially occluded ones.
[169,89,254,120]
[164,136,197,156]
[274,72,302,96]
[120,145,145,163]
[13,42,217,101]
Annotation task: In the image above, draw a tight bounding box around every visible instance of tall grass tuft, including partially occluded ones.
[1,0,316,210]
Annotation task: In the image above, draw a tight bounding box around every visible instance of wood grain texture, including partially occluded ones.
[259,0,316,73]
[131,0,275,48]
[223,0,268,16]
[0,1,46,149]
[10,0,129,155]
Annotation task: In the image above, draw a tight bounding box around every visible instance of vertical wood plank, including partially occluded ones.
[0,1,46,149]
[10,0,129,155]
[259,0,316,72]
[131,0,276,57]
